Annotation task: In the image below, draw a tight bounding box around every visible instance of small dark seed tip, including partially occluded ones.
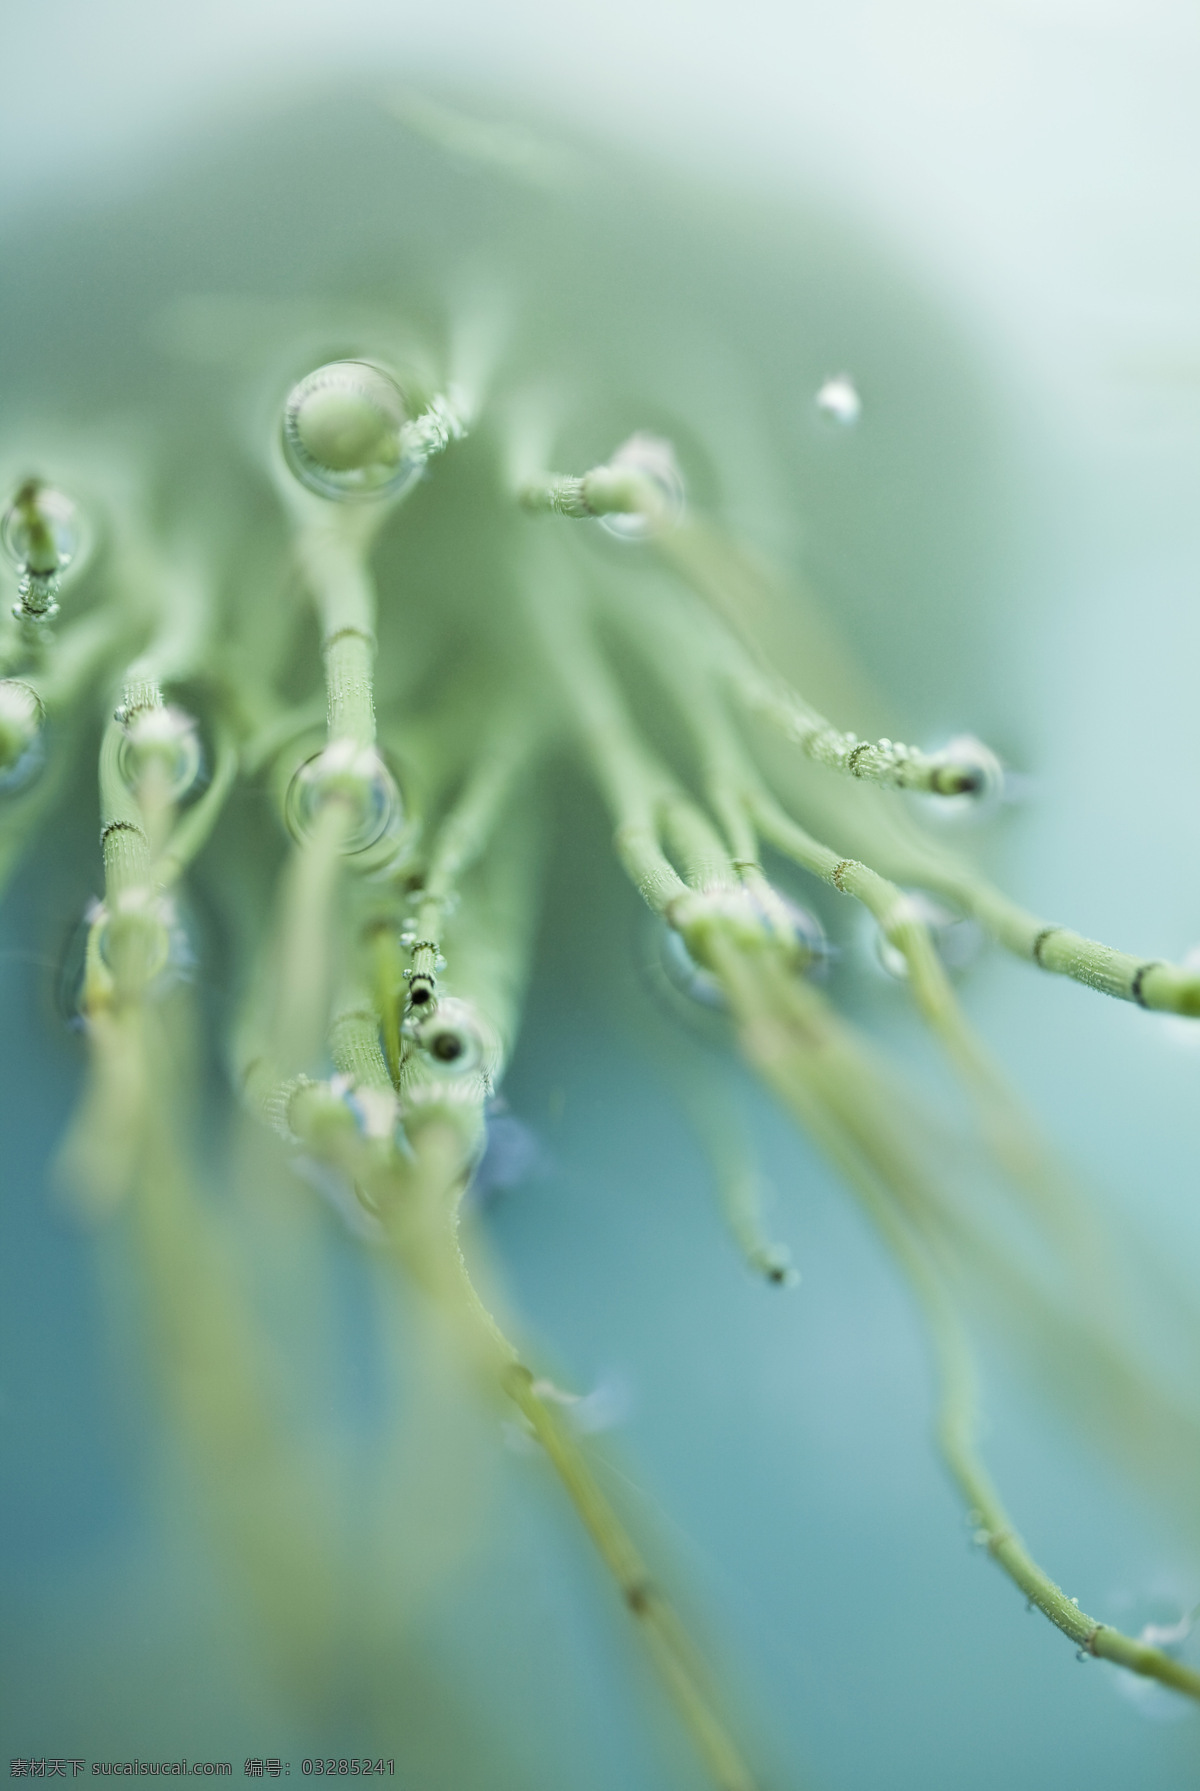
[625,1580,653,1615]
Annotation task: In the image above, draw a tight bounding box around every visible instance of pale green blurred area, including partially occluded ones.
[3,7,1200,1789]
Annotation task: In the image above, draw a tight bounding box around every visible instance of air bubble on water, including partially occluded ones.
[758,891,830,975]
[96,889,189,986]
[756,1242,800,1288]
[815,375,861,427]
[467,1107,543,1208]
[915,734,1007,824]
[285,741,404,855]
[1,480,84,577]
[598,433,686,540]
[530,1372,632,1434]
[1161,945,1200,1050]
[659,924,727,1011]
[328,1073,400,1143]
[281,360,419,502]
[119,705,203,802]
[409,995,490,1079]
[1105,1589,1199,1721]
[653,887,830,1025]
[0,680,45,793]
[58,891,192,1010]
[872,891,983,980]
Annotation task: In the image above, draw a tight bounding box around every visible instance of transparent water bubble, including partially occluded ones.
[815,375,862,427]
[281,360,417,502]
[467,1107,543,1208]
[659,924,727,1011]
[327,1072,400,1143]
[755,890,830,971]
[529,1372,632,1435]
[916,733,1006,822]
[1105,1590,1198,1722]
[0,680,45,792]
[873,891,983,980]
[411,996,486,1076]
[1,480,83,576]
[754,1242,800,1288]
[654,890,829,1019]
[597,433,686,540]
[1161,946,1200,1050]
[96,890,175,983]
[285,741,404,855]
[66,890,193,1003]
[118,705,203,802]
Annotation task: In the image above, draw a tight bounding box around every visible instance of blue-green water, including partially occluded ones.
[3,71,1200,1791]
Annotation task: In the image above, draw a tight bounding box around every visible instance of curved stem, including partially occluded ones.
[707,931,1200,1704]
[155,723,239,888]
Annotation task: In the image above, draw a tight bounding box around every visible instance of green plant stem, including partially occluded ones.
[99,714,152,900]
[405,704,544,1008]
[298,521,379,749]
[155,724,239,887]
[706,932,1200,1704]
[283,1095,762,1791]
[898,847,1200,1017]
[519,466,660,520]
[524,549,688,911]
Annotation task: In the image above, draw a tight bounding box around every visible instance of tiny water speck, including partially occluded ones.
[815,374,862,426]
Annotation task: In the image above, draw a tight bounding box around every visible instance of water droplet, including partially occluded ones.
[597,433,686,540]
[659,923,726,1010]
[0,680,45,792]
[756,891,830,974]
[285,741,404,855]
[529,1372,632,1434]
[1160,946,1200,1050]
[815,375,861,427]
[89,890,193,999]
[651,887,830,1026]
[916,733,1007,823]
[281,361,418,502]
[1,480,83,577]
[467,1108,543,1207]
[410,995,488,1078]
[328,1073,399,1143]
[872,892,982,980]
[1104,1587,1199,1720]
[56,899,103,1031]
[756,1242,800,1288]
[118,705,203,802]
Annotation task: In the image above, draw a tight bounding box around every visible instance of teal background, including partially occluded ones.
[3,16,1200,1787]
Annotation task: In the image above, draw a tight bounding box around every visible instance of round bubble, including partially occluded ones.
[0,681,45,793]
[282,360,417,501]
[815,375,862,427]
[285,741,404,855]
[918,733,1007,823]
[598,433,686,540]
[413,997,486,1077]
[0,481,84,575]
[119,705,204,803]
[873,891,983,980]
